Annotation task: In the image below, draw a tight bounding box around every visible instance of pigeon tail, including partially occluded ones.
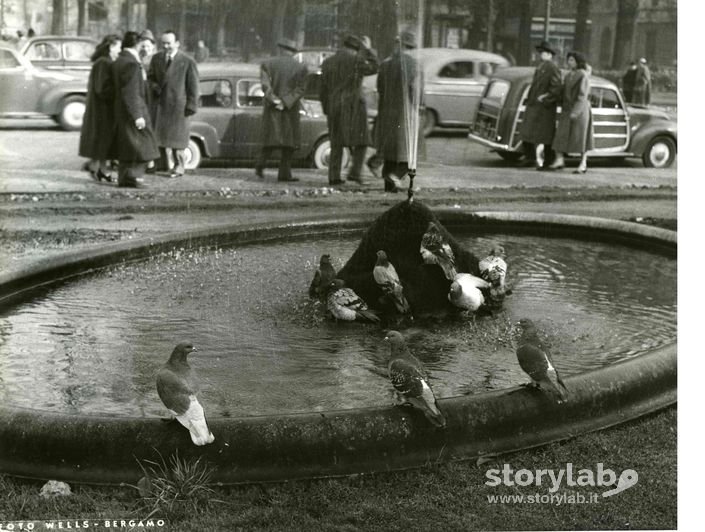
[407,383,447,428]
[174,396,215,446]
[356,308,381,323]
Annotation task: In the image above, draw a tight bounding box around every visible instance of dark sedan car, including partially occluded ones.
[468,67,677,168]
[184,62,348,170]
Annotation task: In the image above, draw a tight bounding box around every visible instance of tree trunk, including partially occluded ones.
[517,0,533,66]
[51,0,64,34]
[271,0,288,54]
[77,0,87,35]
[125,0,133,30]
[612,0,639,68]
[178,0,187,44]
[486,0,496,52]
[573,0,591,54]
[146,0,157,32]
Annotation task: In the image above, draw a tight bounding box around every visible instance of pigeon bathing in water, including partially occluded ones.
[373,250,411,315]
[420,222,457,280]
[448,273,490,313]
[326,279,380,323]
[385,331,446,428]
[309,253,337,300]
[156,343,215,445]
[478,245,510,310]
[515,319,568,403]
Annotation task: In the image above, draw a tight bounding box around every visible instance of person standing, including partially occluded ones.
[149,30,199,178]
[374,31,423,192]
[549,51,594,174]
[622,61,637,103]
[633,57,652,105]
[195,40,210,63]
[519,40,562,169]
[255,38,308,182]
[112,31,159,188]
[138,29,158,173]
[319,33,379,185]
[79,34,121,182]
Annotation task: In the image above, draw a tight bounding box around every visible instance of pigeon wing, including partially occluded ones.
[308,269,321,299]
[156,367,193,415]
[516,343,550,383]
[389,358,426,397]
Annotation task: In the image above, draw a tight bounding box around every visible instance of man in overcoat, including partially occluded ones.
[255,38,309,182]
[519,40,562,169]
[149,30,199,177]
[319,33,379,185]
[374,31,423,192]
[112,31,159,188]
[633,57,652,105]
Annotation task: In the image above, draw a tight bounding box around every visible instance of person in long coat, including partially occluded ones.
[519,40,562,169]
[549,51,594,174]
[112,31,159,188]
[319,33,379,185]
[254,38,309,182]
[622,61,637,103]
[632,57,652,105]
[138,29,158,173]
[374,31,423,192]
[148,30,199,177]
[79,34,121,182]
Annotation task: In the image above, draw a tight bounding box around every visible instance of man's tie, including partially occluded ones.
[166,55,172,68]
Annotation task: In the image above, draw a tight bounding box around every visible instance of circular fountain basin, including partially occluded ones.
[0,210,677,485]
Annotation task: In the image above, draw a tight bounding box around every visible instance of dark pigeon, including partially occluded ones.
[420,221,457,281]
[515,319,568,403]
[309,253,337,300]
[373,250,412,315]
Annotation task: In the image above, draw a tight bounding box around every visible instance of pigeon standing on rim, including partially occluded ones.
[309,253,337,300]
[373,250,412,315]
[385,330,446,428]
[326,279,380,323]
[515,319,568,403]
[420,221,457,281]
[156,343,215,445]
[448,272,490,313]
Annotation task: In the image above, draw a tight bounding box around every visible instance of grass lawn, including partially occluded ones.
[0,406,676,531]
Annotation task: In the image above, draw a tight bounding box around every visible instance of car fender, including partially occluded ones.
[189,121,221,157]
[628,118,677,156]
[37,84,86,115]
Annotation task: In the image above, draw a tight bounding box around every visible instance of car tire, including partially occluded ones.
[184,138,203,170]
[57,95,86,131]
[642,136,676,168]
[422,108,437,137]
[311,136,350,170]
[496,150,522,162]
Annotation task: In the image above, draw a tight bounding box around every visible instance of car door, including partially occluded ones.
[196,78,238,156]
[589,86,630,152]
[23,41,62,70]
[0,49,43,113]
[229,77,265,159]
[426,60,484,127]
[62,41,94,72]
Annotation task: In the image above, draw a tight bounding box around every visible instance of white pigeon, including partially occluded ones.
[156,343,215,446]
[478,244,508,287]
[448,272,490,312]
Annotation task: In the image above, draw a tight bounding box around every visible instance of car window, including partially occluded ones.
[479,62,496,77]
[63,41,94,61]
[0,49,21,69]
[25,42,61,60]
[237,78,264,107]
[199,79,233,108]
[438,61,475,79]
[589,87,623,109]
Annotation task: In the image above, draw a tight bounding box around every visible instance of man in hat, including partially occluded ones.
[633,57,652,105]
[319,32,379,185]
[255,38,309,182]
[373,30,423,192]
[519,40,562,169]
[148,30,200,178]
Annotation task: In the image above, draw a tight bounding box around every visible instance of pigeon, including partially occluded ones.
[373,250,412,315]
[420,222,457,280]
[478,244,508,288]
[385,330,446,428]
[326,279,380,323]
[156,343,215,446]
[309,253,337,300]
[515,319,568,403]
[448,273,490,312]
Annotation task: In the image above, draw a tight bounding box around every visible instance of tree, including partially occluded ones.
[516,0,534,65]
[146,0,158,32]
[77,0,87,35]
[612,0,639,68]
[573,0,591,54]
[51,0,64,34]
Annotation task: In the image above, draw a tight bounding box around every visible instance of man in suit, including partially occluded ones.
[112,31,159,188]
[319,33,378,186]
[519,40,562,169]
[149,30,199,177]
[255,38,309,182]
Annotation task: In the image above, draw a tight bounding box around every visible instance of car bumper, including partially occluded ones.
[467,132,514,152]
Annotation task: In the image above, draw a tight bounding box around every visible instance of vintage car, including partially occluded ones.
[19,35,97,75]
[468,67,677,168]
[0,44,87,130]
[184,62,347,170]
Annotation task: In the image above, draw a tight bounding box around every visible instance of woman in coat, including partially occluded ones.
[78,34,121,181]
[549,51,594,174]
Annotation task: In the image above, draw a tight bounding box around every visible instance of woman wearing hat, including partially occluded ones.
[519,40,562,169]
[549,51,594,174]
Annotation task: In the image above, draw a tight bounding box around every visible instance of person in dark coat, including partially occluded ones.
[549,51,594,174]
[319,33,379,185]
[112,31,159,188]
[519,40,562,169]
[138,29,158,173]
[633,57,652,105]
[194,40,210,63]
[79,34,121,182]
[254,38,309,182]
[374,31,424,192]
[148,30,199,177]
[622,61,637,103]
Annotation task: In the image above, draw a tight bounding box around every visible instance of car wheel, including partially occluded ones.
[642,136,676,168]
[496,150,522,162]
[422,108,437,137]
[57,95,86,131]
[184,138,203,170]
[311,136,350,170]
